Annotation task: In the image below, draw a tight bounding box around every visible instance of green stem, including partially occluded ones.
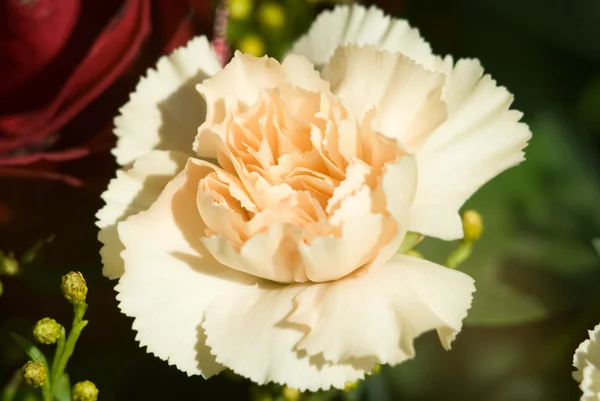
[50,303,88,399]
[42,379,52,401]
[51,328,66,376]
[446,241,473,269]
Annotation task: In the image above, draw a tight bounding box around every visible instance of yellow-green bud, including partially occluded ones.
[344,380,359,392]
[282,386,301,401]
[1,253,19,276]
[72,380,98,401]
[370,364,381,375]
[238,34,265,57]
[61,271,87,304]
[21,361,47,388]
[258,2,285,29]
[229,0,253,20]
[461,210,483,242]
[33,318,62,344]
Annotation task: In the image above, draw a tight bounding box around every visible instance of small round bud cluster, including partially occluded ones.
[258,2,285,29]
[61,271,88,304]
[281,386,301,401]
[461,210,483,243]
[33,318,62,344]
[238,34,265,57]
[1,253,19,276]
[21,361,47,388]
[72,380,98,401]
[229,0,253,20]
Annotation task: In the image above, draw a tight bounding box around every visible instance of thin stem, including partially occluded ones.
[51,327,66,376]
[50,303,88,398]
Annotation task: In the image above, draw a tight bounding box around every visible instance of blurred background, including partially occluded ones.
[1,0,600,400]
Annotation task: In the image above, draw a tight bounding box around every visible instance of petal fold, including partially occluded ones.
[116,159,258,377]
[288,255,475,365]
[97,150,189,279]
[409,59,532,240]
[202,282,371,391]
[113,36,222,165]
[322,45,447,148]
[290,4,439,70]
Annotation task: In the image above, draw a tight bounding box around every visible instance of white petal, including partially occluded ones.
[300,211,383,282]
[96,150,189,279]
[288,255,475,365]
[195,52,329,158]
[410,59,532,240]
[574,323,600,382]
[290,4,439,70]
[113,36,222,165]
[116,159,258,377]
[322,45,447,148]
[202,282,371,391]
[580,364,600,401]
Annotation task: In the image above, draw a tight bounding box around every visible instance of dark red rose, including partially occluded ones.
[0,0,214,168]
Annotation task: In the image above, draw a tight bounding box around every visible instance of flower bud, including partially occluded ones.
[21,361,47,388]
[33,318,62,344]
[462,210,483,243]
[229,0,253,20]
[238,34,265,57]
[370,364,381,375]
[1,252,19,276]
[61,271,88,304]
[72,380,99,401]
[282,386,301,401]
[258,2,285,29]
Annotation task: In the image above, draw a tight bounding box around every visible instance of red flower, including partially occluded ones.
[0,0,214,168]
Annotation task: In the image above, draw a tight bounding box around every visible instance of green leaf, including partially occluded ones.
[1,371,21,401]
[464,263,548,326]
[53,374,71,401]
[10,333,49,368]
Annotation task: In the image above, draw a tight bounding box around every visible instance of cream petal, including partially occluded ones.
[113,36,222,165]
[300,211,383,282]
[410,59,532,240]
[370,154,418,270]
[202,222,299,283]
[580,364,600,401]
[116,159,259,377]
[574,324,600,382]
[289,4,439,70]
[202,282,371,391]
[322,45,447,147]
[287,255,475,365]
[96,150,189,279]
[195,52,329,158]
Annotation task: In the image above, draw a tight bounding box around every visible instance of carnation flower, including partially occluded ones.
[573,323,600,401]
[97,5,531,390]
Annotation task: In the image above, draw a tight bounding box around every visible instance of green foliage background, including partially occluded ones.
[1,0,600,400]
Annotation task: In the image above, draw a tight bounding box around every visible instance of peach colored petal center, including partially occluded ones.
[196,54,412,283]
